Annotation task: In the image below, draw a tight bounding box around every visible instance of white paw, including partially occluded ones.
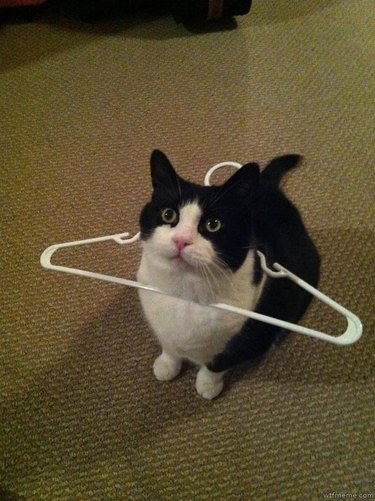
[195,366,225,400]
[153,353,181,381]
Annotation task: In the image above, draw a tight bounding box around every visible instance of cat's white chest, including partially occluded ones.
[138,291,240,364]
[137,251,263,365]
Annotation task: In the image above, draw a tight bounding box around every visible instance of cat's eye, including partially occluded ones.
[161,208,178,225]
[205,218,222,233]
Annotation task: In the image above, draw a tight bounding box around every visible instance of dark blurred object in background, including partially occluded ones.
[0,0,253,25]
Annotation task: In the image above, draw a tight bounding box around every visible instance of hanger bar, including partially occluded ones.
[40,231,362,346]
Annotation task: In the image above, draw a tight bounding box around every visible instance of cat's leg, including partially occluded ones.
[207,326,281,374]
[207,277,305,374]
[195,365,226,400]
[153,350,182,381]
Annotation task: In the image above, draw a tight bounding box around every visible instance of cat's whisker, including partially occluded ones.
[195,259,218,300]
[210,259,236,295]
[205,259,233,295]
[209,264,230,287]
[198,262,216,302]
[212,255,232,277]
[205,266,218,302]
[203,266,220,298]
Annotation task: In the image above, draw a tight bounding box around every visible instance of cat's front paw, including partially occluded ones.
[153,352,182,381]
[195,366,225,400]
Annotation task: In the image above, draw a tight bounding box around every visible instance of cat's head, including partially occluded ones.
[140,150,259,274]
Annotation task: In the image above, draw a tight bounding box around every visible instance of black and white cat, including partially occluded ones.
[137,150,320,399]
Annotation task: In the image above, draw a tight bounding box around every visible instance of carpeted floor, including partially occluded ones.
[1,1,374,499]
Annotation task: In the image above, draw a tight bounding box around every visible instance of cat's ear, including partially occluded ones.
[220,162,260,201]
[150,150,179,192]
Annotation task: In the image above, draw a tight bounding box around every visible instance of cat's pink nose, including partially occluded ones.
[173,236,192,252]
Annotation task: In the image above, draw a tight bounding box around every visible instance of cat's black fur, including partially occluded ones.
[140,150,320,372]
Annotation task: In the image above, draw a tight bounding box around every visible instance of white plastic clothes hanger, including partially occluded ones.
[40,162,362,346]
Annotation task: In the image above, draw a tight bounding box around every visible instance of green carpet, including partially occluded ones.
[1,1,374,499]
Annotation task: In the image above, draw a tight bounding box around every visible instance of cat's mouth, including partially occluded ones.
[170,252,191,268]
[170,250,210,269]
[171,255,188,266]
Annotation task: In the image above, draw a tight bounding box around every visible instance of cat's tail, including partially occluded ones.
[261,154,302,188]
